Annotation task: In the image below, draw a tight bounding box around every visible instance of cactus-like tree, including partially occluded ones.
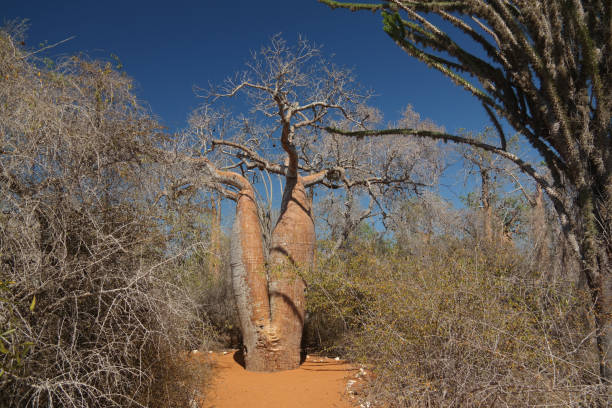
[320,0,612,382]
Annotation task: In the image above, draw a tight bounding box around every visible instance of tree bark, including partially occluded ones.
[230,176,314,371]
[230,186,275,371]
[593,257,612,384]
[267,176,314,370]
[579,186,612,383]
[586,243,612,388]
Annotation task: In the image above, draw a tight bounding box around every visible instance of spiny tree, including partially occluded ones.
[320,0,612,383]
[159,36,441,371]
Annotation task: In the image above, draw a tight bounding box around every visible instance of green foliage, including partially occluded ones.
[382,11,405,40]
[318,0,385,12]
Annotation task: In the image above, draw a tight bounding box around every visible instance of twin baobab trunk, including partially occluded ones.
[230,176,314,372]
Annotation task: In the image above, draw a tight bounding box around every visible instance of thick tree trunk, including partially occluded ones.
[267,176,314,370]
[230,187,275,371]
[578,186,612,386]
[230,177,314,372]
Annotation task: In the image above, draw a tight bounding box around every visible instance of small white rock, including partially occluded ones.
[208,350,213,354]
[346,380,356,395]
[334,357,340,361]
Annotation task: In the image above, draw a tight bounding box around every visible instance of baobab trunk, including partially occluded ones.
[230,176,314,371]
[267,176,314,370]
[230,186,274,371]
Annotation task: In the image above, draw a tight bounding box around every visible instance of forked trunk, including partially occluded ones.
[230,177,314,371]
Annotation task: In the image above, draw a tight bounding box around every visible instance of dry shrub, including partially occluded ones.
[307,237,604,406]
[163,243,241,350]
[148,351,210,408]
[158,204,240,350]
[0,24,213,407]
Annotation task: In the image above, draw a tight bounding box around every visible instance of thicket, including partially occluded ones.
[2,19,607,408]
[306,202,605,406]
[0,24,215,407]
[320,0,612,385]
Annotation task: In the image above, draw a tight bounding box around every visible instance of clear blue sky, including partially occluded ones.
[4,0,514,215]
[3,0,489,134]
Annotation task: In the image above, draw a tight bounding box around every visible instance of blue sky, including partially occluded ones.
[4,0,488,134]
[4,1,511,216]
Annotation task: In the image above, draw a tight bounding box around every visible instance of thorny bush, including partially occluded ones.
[306,230,604,406]
[0,24,213,407]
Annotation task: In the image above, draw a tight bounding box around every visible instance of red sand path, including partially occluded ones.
[198,351,359,408]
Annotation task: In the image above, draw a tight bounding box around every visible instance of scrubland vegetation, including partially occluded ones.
[0,23,216,407]
[1,0,611,405]
[307,210,605,406]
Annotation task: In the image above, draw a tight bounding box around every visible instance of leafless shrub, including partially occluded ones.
[0,25,212,407]
[306,193,605,406]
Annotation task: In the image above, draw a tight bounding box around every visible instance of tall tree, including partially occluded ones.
[320,0,612,382]
[458,130,534,244]
[160,36,440,371]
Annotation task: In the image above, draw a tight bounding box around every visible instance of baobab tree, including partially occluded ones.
[161,36,441,371]
[320,0,612,384]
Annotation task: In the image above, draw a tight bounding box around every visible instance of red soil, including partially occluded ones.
[197,350,360,408]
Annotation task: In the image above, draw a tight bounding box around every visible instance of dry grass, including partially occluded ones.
[306,237,605,406]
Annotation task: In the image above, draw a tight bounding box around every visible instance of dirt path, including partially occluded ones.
[197,351,359,408]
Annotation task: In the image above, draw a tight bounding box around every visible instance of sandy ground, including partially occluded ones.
[197,350,360,408]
